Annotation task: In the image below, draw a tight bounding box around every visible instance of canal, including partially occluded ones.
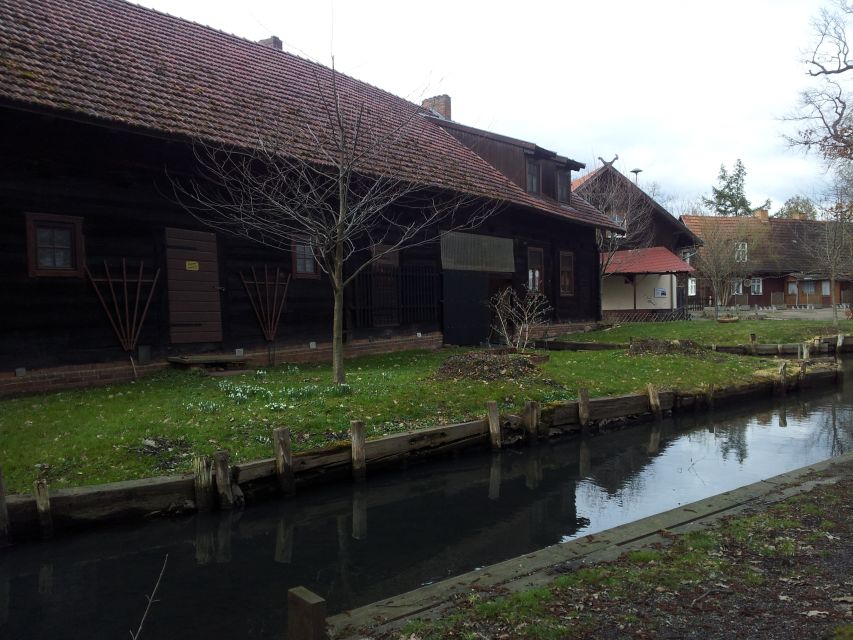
[1,379,852,638]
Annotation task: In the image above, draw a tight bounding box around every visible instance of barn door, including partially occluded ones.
[165,228,223,344]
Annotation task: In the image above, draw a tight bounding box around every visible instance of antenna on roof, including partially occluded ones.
[630,168,642,184]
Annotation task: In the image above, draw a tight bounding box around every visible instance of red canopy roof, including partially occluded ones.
[603,247,695,274]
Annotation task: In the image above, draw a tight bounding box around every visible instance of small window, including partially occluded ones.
[787,281,797,295]
[679,249,692,265]
[688,278,697,296]
[735,241,748,262]
[822,280,831,296]
[556,171,570,203]
[526,161,541,194]
[802,281,816,295]
[559,251,575,296]
[731,280,743,296]
[750,278,763,295]
[292,239,319,278]
[527,247,544,292]
[26,213,85,277]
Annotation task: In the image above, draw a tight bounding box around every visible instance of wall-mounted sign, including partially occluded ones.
[185,260,200,271]
[654,287,667,298]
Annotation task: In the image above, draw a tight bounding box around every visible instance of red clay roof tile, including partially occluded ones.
[603,246,694,274]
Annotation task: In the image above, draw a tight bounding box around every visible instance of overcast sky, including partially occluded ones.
[136,0,830,213]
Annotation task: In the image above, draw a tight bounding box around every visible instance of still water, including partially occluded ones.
[2,380,852,638]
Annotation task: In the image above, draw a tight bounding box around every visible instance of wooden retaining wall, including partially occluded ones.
[0,365,841,544]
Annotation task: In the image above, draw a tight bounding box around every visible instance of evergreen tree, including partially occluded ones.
[775,195,818,219]
[703,159,770,216]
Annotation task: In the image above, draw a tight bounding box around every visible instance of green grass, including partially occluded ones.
[561,319,853,346]
[0,347,774,493]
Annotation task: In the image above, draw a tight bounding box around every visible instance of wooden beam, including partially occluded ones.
[287,586,328,640]
[578,388,590,429]
[486,401,501,449]
[273,427,295,496]
[523,400,541,441]
[646,384,662,421]
[0,466,9,547]
[213,451,236,510]
[192,455,214,513]
[33,479,53,539]
[350,421,366,482]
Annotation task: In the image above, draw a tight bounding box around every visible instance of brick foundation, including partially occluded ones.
[0,332,444,398]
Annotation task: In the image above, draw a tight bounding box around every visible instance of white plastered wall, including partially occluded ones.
[602,273,676,311]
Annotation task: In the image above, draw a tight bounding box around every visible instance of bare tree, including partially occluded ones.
[789,1,853,162]
[489,286,552,352]
[173,64,499,384]
[803,166,853,327]
[690,216,764,318]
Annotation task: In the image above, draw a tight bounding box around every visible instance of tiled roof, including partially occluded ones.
[0,0,615,230]
[603,247,694,274]
[680,215,834,275]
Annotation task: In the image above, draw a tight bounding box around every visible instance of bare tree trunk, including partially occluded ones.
[332,245,345,385]
[831,275,839,329]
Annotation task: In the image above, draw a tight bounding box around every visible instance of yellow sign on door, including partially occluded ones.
[185,260,200,271]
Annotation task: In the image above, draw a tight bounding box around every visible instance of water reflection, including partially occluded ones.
[1,387,852,639]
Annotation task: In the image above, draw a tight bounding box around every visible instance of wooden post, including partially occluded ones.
[486,401,501,449]
[273,427,295,496]
[646,383,662,421]
[523,400,540,440]
[803,342,810,361]
[837,334,845,362]
[33,479,52,539]
[777,343,782,356]
[287,586,328,640]
[578,388,590,430]
[0,466,9,547]
[213,451,236,510]
[350,421,366,482]
[193,455,214,513]
[777,362,788,396]
[749,333,757,355]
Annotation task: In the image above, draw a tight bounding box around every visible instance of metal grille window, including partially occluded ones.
[26,212,84,277]
[440,232,514,272]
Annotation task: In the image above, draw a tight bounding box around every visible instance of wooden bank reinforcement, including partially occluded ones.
[0,361,841,546]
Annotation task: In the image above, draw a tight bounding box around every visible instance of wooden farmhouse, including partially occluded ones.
[571,161,700,318]
[0,0,617,393]
[681,210,853,309]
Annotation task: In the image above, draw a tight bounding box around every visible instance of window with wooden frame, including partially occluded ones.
[526,160,541,194]
[527,247,544,292]
[26,212,85,277]
[292,239,319,278]
[556,171,570,203]
[559,251,575,296]
[734,241,748,262]
[750,278,763,295]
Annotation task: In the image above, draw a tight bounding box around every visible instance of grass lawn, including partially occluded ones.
[561,319,853,346]
[0,348,774,493]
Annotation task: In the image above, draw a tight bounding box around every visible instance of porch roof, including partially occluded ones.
[604,247,695,275]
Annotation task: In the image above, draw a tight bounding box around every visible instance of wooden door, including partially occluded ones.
[165,228,223,343]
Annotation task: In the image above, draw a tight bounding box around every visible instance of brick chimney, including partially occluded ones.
[753,208,769,220]
[258,36,282,51]
[422,95,451,120]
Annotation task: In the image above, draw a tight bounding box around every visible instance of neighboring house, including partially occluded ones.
[681,210,852,308]
[571,160,701,312]
[422,103,618,342]
[601,247,695,319]
[0,0,617,376]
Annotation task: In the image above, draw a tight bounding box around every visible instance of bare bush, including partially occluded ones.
[489,286,552,352]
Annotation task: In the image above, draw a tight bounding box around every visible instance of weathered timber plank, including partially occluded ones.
[351,421,366,482]
[588,393,649,421]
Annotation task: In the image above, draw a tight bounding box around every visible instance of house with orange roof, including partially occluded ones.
[0,0,618,386]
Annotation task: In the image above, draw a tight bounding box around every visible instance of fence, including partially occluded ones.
[348,265,439,329]
[602,308,692,323]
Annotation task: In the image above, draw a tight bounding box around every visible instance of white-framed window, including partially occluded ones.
[803,281,816,295]
[750,278,763,295]
[688,277,697,296]
[822,280,831,296]
[787,281,797,295]
[731,280,743,295]
[735,241,748,262]
[680,249,692,265]
[527,246,544,292]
